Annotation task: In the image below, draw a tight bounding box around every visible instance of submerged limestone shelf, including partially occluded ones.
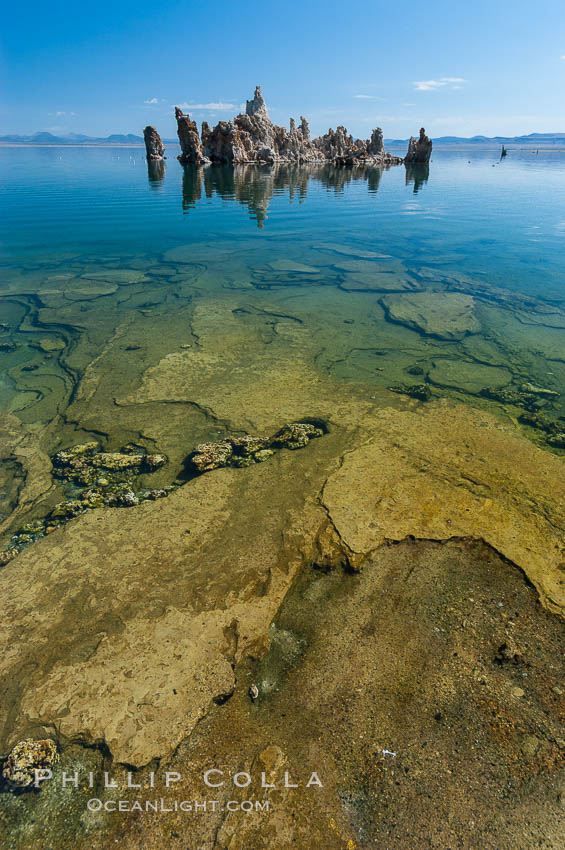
[0,423,325,566]
[0,399,563,775]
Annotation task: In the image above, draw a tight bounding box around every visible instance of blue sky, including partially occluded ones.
[2,0,565,138]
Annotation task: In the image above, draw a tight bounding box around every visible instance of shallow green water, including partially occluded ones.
[0,146,564,533]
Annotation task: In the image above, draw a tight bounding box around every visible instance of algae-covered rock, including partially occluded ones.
[254,449,275,463]
[520,382,559,397]
[189,435,270,472]
[104,485,139,507]
[52,442,100,466]
[190,441,234,473]
[518,412,563,435]
[232,456,255,468]
[270,422,324,450]
[91,452,145,471]
[230,436,268,456]
[0,550,16,567]
[388,383,432,402]
[79,488,106,509]
[142,488,170,500]
[480,387,541,409]
[2,739,58,787]
[49,500,84,520]
[143,453,167,471]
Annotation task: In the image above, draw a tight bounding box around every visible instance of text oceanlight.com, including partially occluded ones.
[87,798,271,813]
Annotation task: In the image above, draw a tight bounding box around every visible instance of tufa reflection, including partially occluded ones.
[404,162,430,194]
[147,159,166,188]
[180,161,429,227]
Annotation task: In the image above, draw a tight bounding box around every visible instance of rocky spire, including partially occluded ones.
[405,127,432,164]
[174,107,210,165]
[368,127,384,156]
[171,88,403,166]
[245,86,270,122]
[143,125,165,160]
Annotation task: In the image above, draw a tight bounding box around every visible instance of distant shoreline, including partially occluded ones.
[0,143,148,148]
[1,143,565,153]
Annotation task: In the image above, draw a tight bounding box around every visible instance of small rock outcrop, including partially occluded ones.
[175,107,210,165]
[405,127,432,164]
[187,422,324,474]
[143,125,166,160]
[174,87,404,167]
[3,739,58,787]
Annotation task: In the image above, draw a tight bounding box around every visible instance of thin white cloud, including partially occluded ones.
[144,97,159,104]
[49,111,76,117]
[413,77,467,91]
[561,54,565,60]
[176,101,235,111]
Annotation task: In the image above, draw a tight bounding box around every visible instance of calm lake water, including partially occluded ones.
[2,146,565,296]
[0,145,564,527]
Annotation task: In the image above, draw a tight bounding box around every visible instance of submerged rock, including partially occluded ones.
[91,452,145,471]
[480,387,541,409]
[230,436,268,456]
[0,550,16,567]
[428,360,511,395]
[270,422,324,449]
[52,442,100,466]
[143,125,166,160]
[405,127,433,164]
[190,441,234,473]
[519,412,565,447]
[188,423,324,473]
[2,739,58,787]
[144,453,167,471]
[1,442,170,563]
[380,292,480,340]
[188,435,269,473]
[388,383,432,402]
[49,499,84,520]
[518,411,563,435]
[519,382,558,397]
[254,449,275,463]
[105,487,139,507]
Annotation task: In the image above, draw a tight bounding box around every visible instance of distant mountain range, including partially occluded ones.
[0,132,177,145]
[385,132,565,147]
[1,131,565,148]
